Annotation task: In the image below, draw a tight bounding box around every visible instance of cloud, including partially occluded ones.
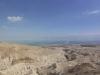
[7,16,23,22]
[84,10,100,15]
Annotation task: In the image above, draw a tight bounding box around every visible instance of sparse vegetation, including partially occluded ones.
[11,57,34,65]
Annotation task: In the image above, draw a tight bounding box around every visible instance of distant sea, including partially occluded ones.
[13,40,100,46]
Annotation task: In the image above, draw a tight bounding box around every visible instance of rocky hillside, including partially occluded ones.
[0,43,100,75]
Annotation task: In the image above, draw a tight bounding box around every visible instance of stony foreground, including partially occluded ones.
[0,43,100,75]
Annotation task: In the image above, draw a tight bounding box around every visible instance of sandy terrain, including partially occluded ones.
[0,42,100,75]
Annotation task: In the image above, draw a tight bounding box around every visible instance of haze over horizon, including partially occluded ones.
[0,0,100,41]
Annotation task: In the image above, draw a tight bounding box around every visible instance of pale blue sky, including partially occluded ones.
[0,0,100,41]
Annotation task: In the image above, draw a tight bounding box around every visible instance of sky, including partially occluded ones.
[0,0,100,41]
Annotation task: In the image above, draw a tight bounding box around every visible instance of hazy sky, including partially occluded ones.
[0,0,100,41]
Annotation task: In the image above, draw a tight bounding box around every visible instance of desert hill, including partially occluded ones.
[0,43,100,75]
